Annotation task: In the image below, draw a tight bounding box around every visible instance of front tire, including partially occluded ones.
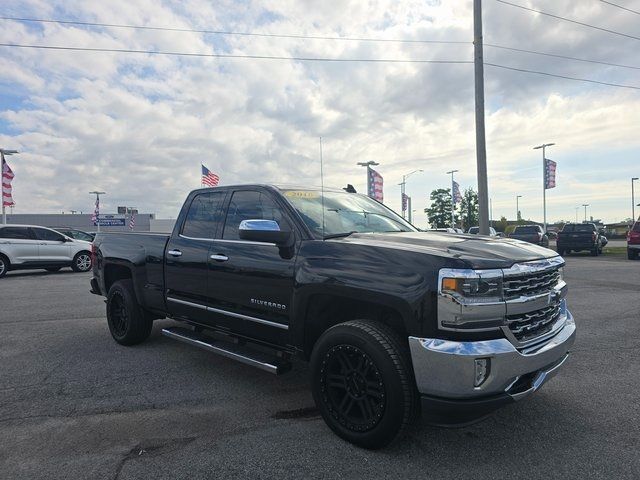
[106,279,153,345]
[72,251,92,272]
[0,254,9,278]
[310,320,419,449]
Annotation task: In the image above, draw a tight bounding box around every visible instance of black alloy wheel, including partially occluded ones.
[106,279,153,345]
[109,291,129,338]
[310,320,419,449]
[320,344,386,433]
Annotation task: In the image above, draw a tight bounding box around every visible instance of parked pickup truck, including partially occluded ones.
[556,223,603,256]
[509,225,549,247]
[90,185,576,448]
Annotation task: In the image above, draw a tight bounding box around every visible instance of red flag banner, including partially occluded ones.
[367,167,383,202]
[545,159,557,189]
[2,154,15,207]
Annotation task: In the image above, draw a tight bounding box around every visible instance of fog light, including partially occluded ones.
[474,358,490,387]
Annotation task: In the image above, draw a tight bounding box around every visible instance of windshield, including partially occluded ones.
[562,224,595,232]
[281,189,416,238]
[514,226,539,234]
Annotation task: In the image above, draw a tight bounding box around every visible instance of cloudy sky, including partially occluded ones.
[1,0,639,226]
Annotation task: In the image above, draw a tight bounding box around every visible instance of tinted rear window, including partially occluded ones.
[562,224,595,232]
[514,226,539,234]
[181,191,226,239]
[0,227,32,239]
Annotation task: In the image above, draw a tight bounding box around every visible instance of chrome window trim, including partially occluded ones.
[167,297,289,330]
[178,234,276,247]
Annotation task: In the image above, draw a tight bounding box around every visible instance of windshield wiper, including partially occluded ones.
[323,231,358,240]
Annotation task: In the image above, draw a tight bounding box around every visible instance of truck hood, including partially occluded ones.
[331,231,559,269]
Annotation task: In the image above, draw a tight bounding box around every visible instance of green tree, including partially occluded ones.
[459,188,479,230]
[495,216,508,233]
[425,188,457,228]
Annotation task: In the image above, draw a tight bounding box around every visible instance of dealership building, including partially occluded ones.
[3,212,159,232]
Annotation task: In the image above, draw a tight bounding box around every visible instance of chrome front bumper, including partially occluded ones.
[408,310,576,401]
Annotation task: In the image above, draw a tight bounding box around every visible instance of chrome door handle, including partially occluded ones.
[210,254,229,262]
[167,249,182,257]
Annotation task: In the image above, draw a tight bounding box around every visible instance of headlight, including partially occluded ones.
[441,276,503,298]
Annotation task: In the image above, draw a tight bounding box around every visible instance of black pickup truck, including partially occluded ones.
[90,184,576,448]
[509,225,549,247]
[556,223,603,256]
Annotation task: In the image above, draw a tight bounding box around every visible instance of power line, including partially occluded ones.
[0,42,474,64]
[484,43,640,70]
[494,0,640,41]
[1,43,637,90]
[485,62,640,90]
[600,0,640,16]
[0,15,470,45]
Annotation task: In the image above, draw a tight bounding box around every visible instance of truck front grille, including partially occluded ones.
[506,302,562,343]
[503,267,561,298]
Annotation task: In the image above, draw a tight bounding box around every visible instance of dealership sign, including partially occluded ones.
[96,214,126,226]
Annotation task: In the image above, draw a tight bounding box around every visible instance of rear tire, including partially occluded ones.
[72,251,92,272]
[591,246,599,256]
[310,320,419,449]
[629,249,639,260]
[557,248,564,256]
[106,279,153,345]
[0,254,9,278]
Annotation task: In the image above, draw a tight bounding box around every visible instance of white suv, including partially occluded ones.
[0,225,92,278]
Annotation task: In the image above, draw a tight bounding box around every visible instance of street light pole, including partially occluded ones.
[399,169,423,220]
[582,203,589,222]
[356,161,379,196]
[473,0,490,235]
[516,195,522,222]
[533,143,555,233]
[446,169,459,228]
[1,148,19,225]
[632,177,639,222]
[89,191,106,232]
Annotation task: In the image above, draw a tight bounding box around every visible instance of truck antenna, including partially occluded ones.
[319,137,326,239]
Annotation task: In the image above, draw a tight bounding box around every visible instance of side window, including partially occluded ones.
[181,192,226,239]
[222,191,289,240]
[33,228,66,242]
[0,227,33,239]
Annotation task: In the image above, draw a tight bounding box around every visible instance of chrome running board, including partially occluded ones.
[161,326,291,375]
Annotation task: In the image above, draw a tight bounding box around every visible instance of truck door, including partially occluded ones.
[165,190,227,323]
[205,189,296,344]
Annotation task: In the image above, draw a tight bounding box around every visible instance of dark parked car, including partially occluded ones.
[628,221,640,260]
[509,225,549,247]
[52,228,95,242]
[556,223,603,256]
[90,185,575,448]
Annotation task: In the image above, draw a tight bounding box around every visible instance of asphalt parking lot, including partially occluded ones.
[1,255,639,479]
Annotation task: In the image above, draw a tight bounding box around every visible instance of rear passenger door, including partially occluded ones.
[31,227,72,262]
[205,189,297,343]
[165,190,227,322]
[0,226,39,264]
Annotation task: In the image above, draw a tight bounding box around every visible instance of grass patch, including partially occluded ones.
[602,246,627,256]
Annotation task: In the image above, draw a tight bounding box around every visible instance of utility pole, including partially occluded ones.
[632,177,638,222]
[446,169,459,228]
[1,148,19,225]
[89,191,106,232]
[534,142,555,232]
[473,0,490,235]
[516,195,522,222]
[582,203,589,222]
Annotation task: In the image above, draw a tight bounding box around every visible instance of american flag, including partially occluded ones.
[201,164,220,187]
[367,166,384,202]
[452,181,463,204]
[1,153,15,207]
[129,210,136,230]
[91,197,99,226]
[544,159,557,189]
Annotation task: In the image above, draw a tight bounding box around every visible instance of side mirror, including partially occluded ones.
[239,219,292,246]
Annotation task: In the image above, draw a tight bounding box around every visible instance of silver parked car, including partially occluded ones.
[0,225,92,278]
